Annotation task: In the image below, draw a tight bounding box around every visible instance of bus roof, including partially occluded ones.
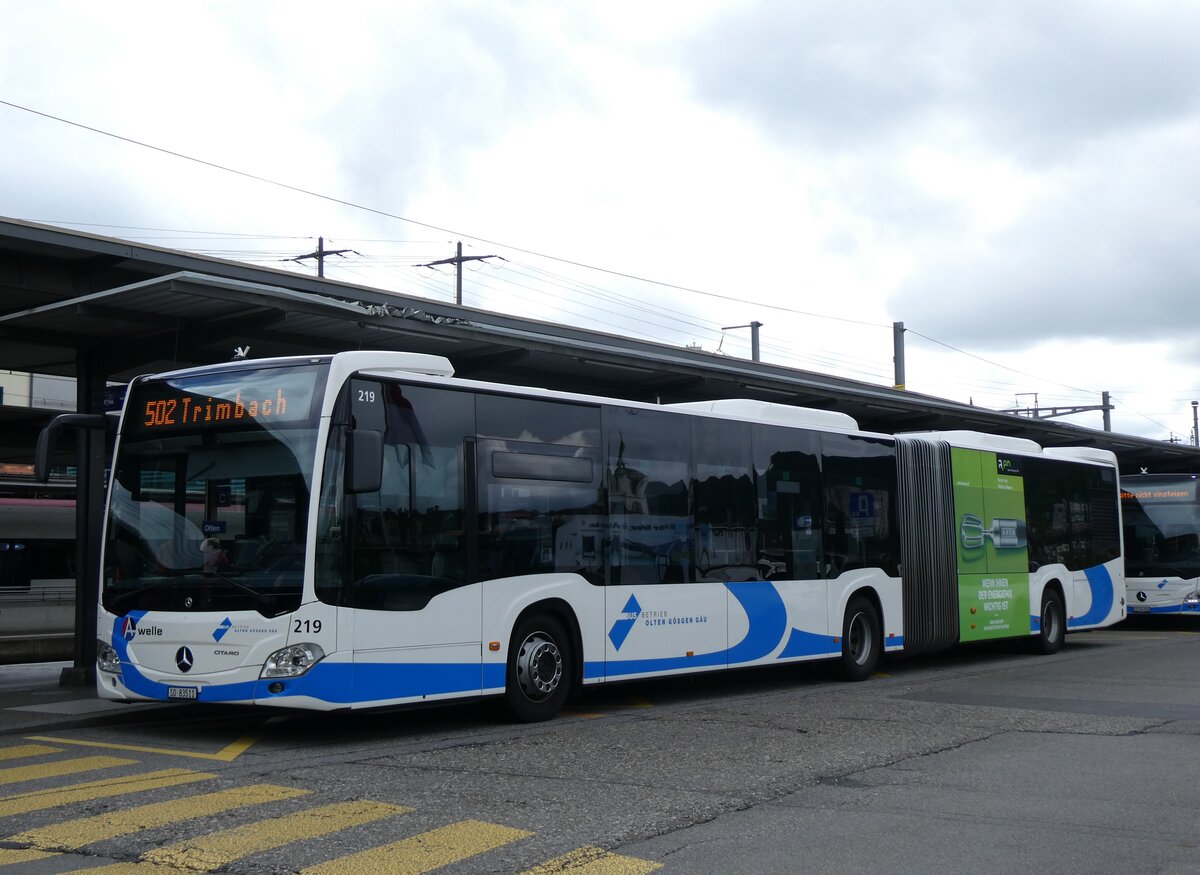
[664,399,860,431]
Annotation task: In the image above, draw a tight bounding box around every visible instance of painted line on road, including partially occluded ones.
[301,820,533,875]
[26,731,263,762]
[0,755,134,786]
[0,744,61,761]
[0,768,214,818]
[521,845,663,874]
[144,799,412,872]
[9,782,310,852]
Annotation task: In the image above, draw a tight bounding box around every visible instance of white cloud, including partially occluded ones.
[2,0,1199,442]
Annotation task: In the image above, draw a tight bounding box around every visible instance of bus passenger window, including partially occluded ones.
[326,383,473,611]
[693,418,756,581]
[475,404,603,584]
[605,407,691,585]
[820,434,899,578]
[753,425,823,581]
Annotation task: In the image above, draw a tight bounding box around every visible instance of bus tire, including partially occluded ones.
[1035,588,1065,654]
[839,596,880,681]
[504,614,571,722]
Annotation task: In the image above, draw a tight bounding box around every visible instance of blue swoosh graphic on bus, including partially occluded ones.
[1069,565,1114,628]
[778,627,839,658]
[725,582,788,663]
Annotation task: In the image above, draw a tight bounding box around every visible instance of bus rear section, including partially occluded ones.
[896,434,1125,657]
[1121,474,1200,615]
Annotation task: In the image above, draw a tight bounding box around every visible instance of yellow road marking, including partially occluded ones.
[0,768,214,818]
[57,864,193,874]
[522,845,663,874]
[26,731,262,762]
[143,800,411,872]
[9,783,309,852]
[301,820,533,875]
[0,847,58,867]
[0,755,134,786]
[0,744,61,761]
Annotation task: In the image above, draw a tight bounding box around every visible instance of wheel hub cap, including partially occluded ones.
[516,633,562,701]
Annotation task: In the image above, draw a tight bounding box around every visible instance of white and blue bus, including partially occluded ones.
[1121,473,1200,615]
[72,352,1124,721]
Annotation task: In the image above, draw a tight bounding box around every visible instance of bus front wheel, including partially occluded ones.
[1035,589,1065,655]
[504,614,571,722]
[839,596,880,681]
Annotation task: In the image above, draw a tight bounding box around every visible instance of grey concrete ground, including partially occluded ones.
[0,618,1196,873]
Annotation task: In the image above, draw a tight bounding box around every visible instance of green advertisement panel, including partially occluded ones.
[951,448,1031,642]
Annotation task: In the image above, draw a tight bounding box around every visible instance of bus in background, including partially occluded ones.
[1121,473,1200,615]
[0,478,76,662]
[48,352,1125,721]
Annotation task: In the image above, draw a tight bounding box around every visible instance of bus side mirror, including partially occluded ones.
[35,412,117,482]
[345,428,383,494]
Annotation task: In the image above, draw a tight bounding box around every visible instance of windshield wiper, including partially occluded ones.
[203,569,286,617]
[105,582,167,615]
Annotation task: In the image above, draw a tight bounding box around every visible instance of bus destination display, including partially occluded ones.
[130,367,321,434]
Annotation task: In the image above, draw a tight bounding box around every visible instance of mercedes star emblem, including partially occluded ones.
[176,646,194,673]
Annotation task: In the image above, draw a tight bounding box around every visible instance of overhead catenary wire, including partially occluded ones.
[3,98,1154,427]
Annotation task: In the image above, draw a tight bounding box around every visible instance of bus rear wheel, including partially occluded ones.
[1035,589,1065,655]
[504,614,571,723]
[839,596,880,681]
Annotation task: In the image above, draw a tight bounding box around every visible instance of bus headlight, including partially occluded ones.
[1184,592,1200,606]
[96,640,121,674]
[261,643,325,678]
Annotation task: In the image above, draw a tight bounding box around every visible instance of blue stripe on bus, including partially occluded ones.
[112,655,497,705]
[110,614,501,704]
[267,662,487,703]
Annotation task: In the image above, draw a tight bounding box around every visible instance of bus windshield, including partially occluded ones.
[1122,476,1200,578]
[102,364,327,617]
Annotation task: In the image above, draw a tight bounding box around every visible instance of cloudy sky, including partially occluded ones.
[3,0,1199,442]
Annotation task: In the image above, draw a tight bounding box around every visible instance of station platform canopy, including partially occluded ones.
[2,215,1197,474]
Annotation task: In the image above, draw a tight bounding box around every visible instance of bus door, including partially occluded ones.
[341,380,481,706]
[602,407,731,681]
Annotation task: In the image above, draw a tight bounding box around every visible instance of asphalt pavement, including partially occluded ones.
[0,660,176,735]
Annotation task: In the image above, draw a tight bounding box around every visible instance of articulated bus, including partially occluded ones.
[64,352,1124,721]
[1121,473,1200,615]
